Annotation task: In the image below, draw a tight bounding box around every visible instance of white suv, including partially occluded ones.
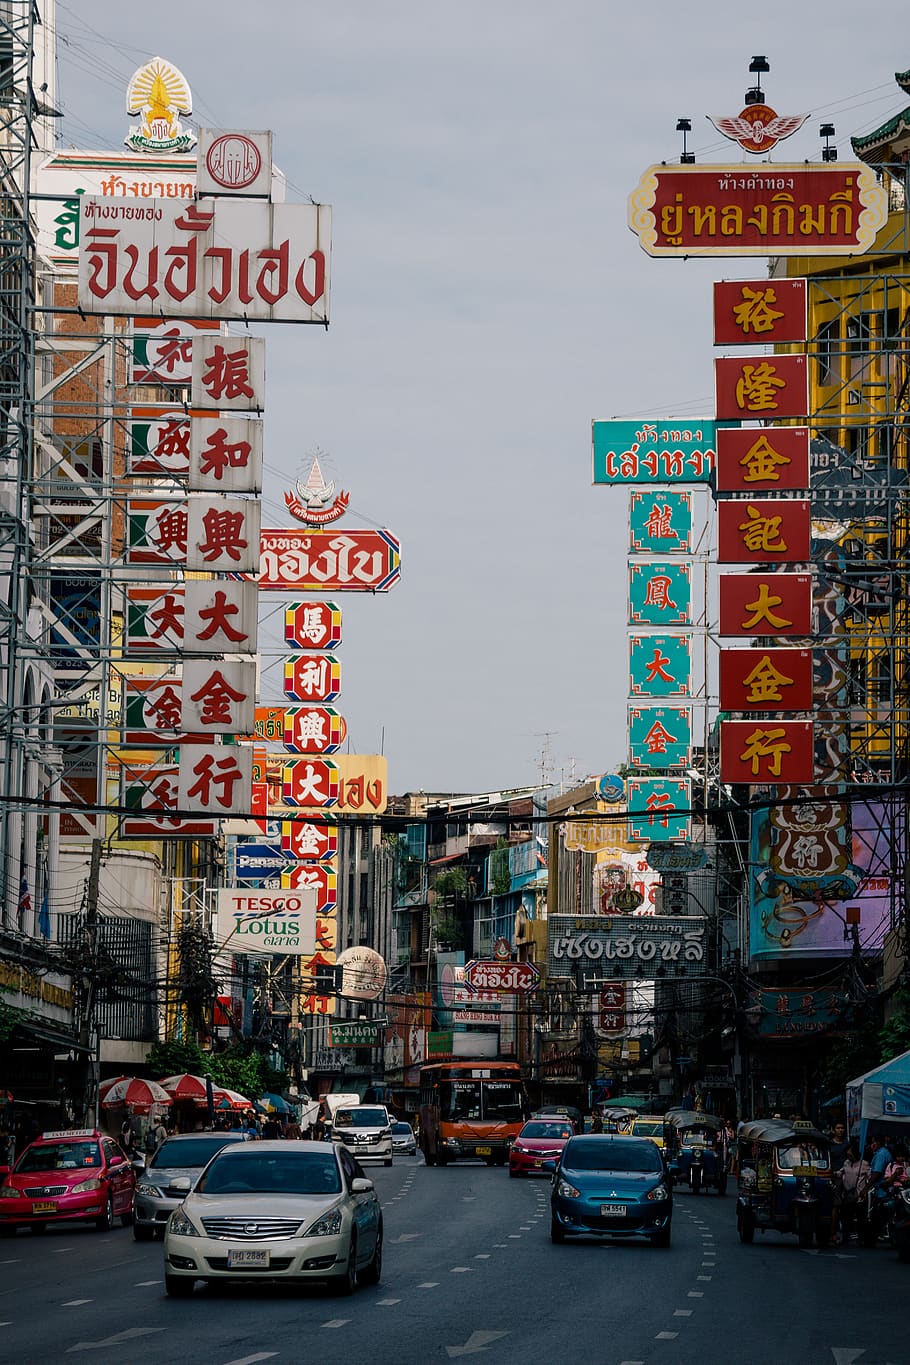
[331,1104,393,1165]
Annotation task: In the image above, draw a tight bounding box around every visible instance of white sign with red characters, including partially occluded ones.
[122,764,218,838]
[178,745,253,815]
[196,129,273,198]
[77,198,331,324]
[186,495,261,573]
[184,581,258,654]
[180,659,257,735]
[189,416,263,493]
[191,336,265,410]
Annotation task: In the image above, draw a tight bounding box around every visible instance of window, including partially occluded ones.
[816,318,839,388]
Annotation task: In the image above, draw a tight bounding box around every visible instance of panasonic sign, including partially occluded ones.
[216,888,318,955]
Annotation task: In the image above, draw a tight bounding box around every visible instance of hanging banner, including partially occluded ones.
[717,499,811,564]
[713,278,807,345]
[720,720,814,784]
[77,197,331,323]
[628,705,692,770]
[715,355,808,421]
[191,335,265,410]
[719,648,814,711]
[188,416,263,493]
[626,777,692,843]
[629,562,691,626]
[283,654,342,703]
[629,490,692,553]
[718,573,813,638]
[628,163,887,257]
[284,601,342,650]
[593,420,717,484]
[629,633,692,697]
[716,427,810,493]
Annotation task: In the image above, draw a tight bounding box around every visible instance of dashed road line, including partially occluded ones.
[221,1355,277,1365]
[376,1299,401,1306]
[656,1332,679,1341]
[134,1280,162,1286]
[688,1291,704,1298]
[321,1320,350,1329]
[450,1266,473,1273]
[417,1282,438,1289]
[674,1309,693,1317]
[62,1300,92,1307]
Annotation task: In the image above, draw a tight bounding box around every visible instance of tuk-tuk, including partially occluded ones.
[735,1119,834,1248]
[664,1110,727,1194]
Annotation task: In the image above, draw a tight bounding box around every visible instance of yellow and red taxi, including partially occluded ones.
[509,1118,575,1177]
[0,1128,136,1234]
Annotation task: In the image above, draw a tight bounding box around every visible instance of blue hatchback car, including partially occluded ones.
[550,1135,672,1247]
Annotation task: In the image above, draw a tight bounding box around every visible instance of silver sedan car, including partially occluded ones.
[133,1132,249,1240]
[391,1121,417,1156]
[163,1141,382,1297]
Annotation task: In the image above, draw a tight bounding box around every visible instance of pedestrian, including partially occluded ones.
[591,1110,603,1134]
[881,1141,909,1191]
[263,1112,281,1140]
[243,1110,259,1139]
[119,1116,133,1153]
[868,1134,893,1187]
[829,1120,849,1172]
[152,1115,168,1150]
[284,1116,302,1140]
[836,1142,871,1243]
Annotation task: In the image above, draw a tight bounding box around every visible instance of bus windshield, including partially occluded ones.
[441,1079,524,1123]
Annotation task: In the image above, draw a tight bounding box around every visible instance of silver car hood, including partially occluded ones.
[147,1165,204,1187]
[183,1191,344,1219]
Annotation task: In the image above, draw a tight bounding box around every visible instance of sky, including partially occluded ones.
[49,1,910,796]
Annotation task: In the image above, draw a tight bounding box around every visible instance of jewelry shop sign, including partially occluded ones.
[548,915,706,981]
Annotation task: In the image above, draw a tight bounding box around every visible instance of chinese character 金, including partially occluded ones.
[741,655,795,705]
[643,720,677,754]
[190,669,247,727]
[738,433,792,483]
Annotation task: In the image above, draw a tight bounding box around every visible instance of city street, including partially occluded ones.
[0,1156,905,1364]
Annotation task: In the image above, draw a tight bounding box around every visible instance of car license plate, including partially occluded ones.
[31,1201,56,1214]
[534,1159,542,1168]
[600,1203,626,1217]
[476,1146,491,1156]
[227,1249,269,1269]
[794,1165,818,1177]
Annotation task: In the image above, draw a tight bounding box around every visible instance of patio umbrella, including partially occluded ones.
[158,1073,212,1106]
[99,1077,172,1112]
[259,1092,290,1114]
[98,1075,131,1101]
[214,1087,251,1111]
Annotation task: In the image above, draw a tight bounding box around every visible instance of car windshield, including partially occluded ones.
[777,1143,831,1170]
[441,1080,524,1123]
[16,1141,101,1173]
[197,1151,342,1196]
[521,1122,572,1140]
[334,1108,387,1128]
[150,1137,242,1169]
[392,1123,412,1135]
[564,1139,663,1173]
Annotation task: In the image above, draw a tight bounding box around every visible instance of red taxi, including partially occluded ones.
[0,1128,136,1234]
[509,1118,575,1178]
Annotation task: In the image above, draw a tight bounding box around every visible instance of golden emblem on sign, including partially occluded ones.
[125,57,195,155]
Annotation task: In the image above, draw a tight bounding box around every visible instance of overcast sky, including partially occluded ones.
[51,1,910,795]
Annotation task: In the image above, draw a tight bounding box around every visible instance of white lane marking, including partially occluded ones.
[461,1197,476,1202]
[450,1266,473,1273]
[376,1299,401,1306]
[220,1355,277,1365]
[67,1328,168,1354]
[51,1247,74,1254]
[674,1309,693,1317]
[656,1333,679,1341]
[698,1275,712,1281]
[688,1291,704,1298]
[474,1253,490,1259]
[493,1243,508,1248]
[134,1280,162,1286]
[62,1300,92,1307]
[507,1234,521,1239]
[0,1322,11,1327]
[321,1320,350,1329]
[417,1282,439,1289]
[0,1259,20,1265]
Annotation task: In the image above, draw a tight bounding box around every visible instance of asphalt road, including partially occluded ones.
[0,1157,906,1364]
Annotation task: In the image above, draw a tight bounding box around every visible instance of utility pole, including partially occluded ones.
[77,838,102,1125]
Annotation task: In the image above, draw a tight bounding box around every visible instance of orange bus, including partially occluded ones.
[418,1060,528,1166]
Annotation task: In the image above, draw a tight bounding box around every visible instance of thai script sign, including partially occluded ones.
[77,197,331,323]
[720,719,814,784]
[719,647,813,711]
[629,490,692,553]
[329,1021,381,1047]
[562,810,637,855]
[718,573,813,638]
[463,959,540,995]
[713,278,807,345]
[628,705,692,769]
[548,914,706,980]
[645,842,708,873]
[255,529,400,592]
[593,420,718,484]
[628,163,887,257]
[717,499,810,564]
[716,427,810,493]
[216,888,318,956]
[715,355,808,421]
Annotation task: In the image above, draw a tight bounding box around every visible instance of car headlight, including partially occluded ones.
[306,1206,343,1237]
[71,1177,102,1194]
[646,1183,669,1201]
[512,1145,527,1156]
[0,1185,20,1198]
[168,1209,200,1237]
[557,1179,581,1199]
[135,1182,163,1198]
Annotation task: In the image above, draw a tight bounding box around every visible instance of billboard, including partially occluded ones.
[216,888,317,955]
[548,914,706,980]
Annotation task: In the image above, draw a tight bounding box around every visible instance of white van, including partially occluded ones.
[330,1103,393,1165]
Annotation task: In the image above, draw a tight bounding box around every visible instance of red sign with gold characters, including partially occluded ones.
[716,427,810,493]
[715,354,808,421]
[719,648,814,711]
[719,573,813,637]
[713,279,807,345]
[720,720,814,784]
[717,499,810,564]
[628,164,887,257]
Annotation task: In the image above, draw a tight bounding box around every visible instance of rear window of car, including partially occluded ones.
[150,1136,244,1168]
[563,1139,663,1173]
[16,1141,101,1173]
[198,1151,342,1195]
[632,1121,663,1137]
[521,1123,572,1140]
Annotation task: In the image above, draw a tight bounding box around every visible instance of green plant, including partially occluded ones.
[434,868,467,899]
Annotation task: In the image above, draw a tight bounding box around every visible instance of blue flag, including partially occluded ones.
[38,885,50,938]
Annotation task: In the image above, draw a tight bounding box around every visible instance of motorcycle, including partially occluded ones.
[891,1186,910,1262]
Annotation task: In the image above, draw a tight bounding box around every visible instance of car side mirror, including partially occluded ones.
[109,1153,124,1165]
[351,1177,374,1193]
[169,1176,192,1193]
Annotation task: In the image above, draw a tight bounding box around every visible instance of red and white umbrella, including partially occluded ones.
[214,1087,251,1111]
[158,1073,213,1106]
[99,1076,172,1112]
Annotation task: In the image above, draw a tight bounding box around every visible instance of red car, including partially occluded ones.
[0,1128,136,1235]
[509,1119,575,1177]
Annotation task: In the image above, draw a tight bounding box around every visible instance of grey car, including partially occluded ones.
[391,1122,416,1156]
[133,1132,249,1240]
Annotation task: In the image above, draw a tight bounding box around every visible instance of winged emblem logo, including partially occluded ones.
[707,105,808,155]
[284,454,350,526]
